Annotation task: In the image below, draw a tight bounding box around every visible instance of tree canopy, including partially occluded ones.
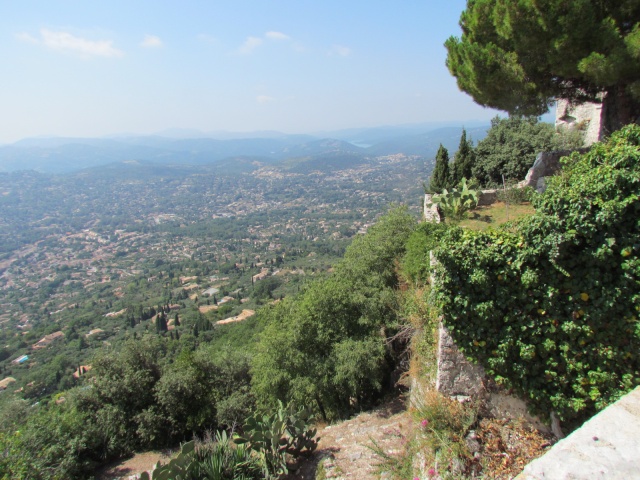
[251,207,415,420]
[473,116,557,186]
[445,0,640,132]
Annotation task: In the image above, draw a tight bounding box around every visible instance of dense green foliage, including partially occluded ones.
[0,397,104,480]
[445,0,640,130]
[428,145,451,193]
[472,116,557,187]
[401,222,451,286]
[433,125,640,425]
[0,337,255,479]
[251,207,415,420]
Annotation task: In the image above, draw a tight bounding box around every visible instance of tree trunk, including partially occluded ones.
[315,394,328,422]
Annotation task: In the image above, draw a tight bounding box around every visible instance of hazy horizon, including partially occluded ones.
[0,1,524,144]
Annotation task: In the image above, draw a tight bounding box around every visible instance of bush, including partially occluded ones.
[496,185,533,205]
[401,222,451,285]
[433,126,640,427]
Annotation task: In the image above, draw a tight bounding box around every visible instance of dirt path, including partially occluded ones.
[290,397,411,480]
[95,450,174,480]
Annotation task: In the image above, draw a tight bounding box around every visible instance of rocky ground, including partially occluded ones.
[290,397,411,480]
[95,450,175,480]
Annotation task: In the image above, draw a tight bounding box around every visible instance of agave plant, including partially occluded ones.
[140,432,262,480]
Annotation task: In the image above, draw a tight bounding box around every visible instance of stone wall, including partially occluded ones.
[423,194,442,223]
[422,175,553,430]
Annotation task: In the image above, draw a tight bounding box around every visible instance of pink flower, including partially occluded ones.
[428,467,436,477]
[421,419,429,428]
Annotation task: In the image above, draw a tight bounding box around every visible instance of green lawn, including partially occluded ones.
[456,201,535,230]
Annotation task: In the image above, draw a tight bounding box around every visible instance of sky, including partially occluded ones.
[0,1,511,143]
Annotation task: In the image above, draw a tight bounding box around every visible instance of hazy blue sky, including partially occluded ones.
[1,1,510,143]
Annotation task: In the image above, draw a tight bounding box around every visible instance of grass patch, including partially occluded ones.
[455,202,534,231]
[401,287,440,388]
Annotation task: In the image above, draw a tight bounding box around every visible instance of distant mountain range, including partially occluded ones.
[0,123,490,174]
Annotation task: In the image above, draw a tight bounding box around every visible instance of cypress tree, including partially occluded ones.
[451,129,475,185]
[429,144,451,193]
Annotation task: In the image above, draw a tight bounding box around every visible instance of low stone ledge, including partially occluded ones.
[516,386,640,479]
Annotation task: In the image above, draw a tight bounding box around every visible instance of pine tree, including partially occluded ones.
[451,129,475,185]
[445,0,640,132]
[429,144,451,193]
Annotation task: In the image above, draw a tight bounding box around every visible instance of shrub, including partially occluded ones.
[401,222,451,285]
[433,125,640,427]
[496,185,533,205]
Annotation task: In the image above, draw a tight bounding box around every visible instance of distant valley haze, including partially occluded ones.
[0,122,498,174]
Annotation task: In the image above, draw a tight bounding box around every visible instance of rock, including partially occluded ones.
[478,189,498,206]
[435,323,487,401]
[466,437,481,454]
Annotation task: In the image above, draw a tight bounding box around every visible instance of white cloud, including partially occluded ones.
[140,34,163,48]
[329,44,351,57]
[256,95,275,104]
[238,36,263,54]
[18,28,123,58]
[237,31,293,54]
[265,31,290,41]
[15,32,38,44]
